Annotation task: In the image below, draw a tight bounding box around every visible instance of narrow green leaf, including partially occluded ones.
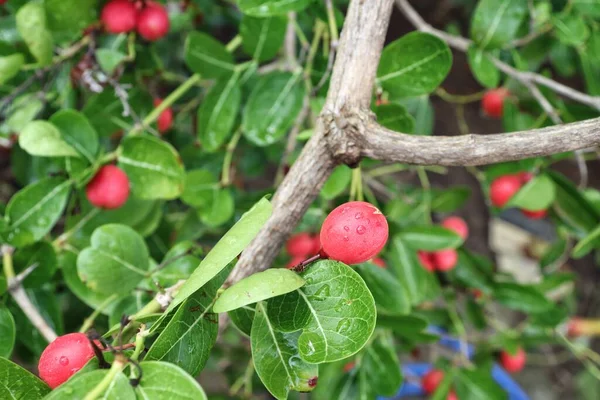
[16,2,54,66]
[237,0,315,16]
[0,307,15,358]
[19,121,80,158]
[573,224,600,259]
[398,226,463,250]
[229,305,255,336]
[12,241,57,288]
[184,31,235,79]
[470,0,528,49]
[44,370,134,400]
[49,109,99,163]
[135,362,207,400]
[455,367,507,400]
[240,15,287,61]
[431,186,471,212]
[361,336,403,396]
[508,174,555,211]
[0,53,24,84]
[355,262,410,315]
[0,357,50,399]
[467,46,500,88]
[494,282,553,314]
[553,15,589,46]
[549,171,600,232]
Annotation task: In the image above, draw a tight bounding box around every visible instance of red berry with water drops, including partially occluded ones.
[441,216,469,240]
[490,174,522,208]
[521,208,547,219]
[101,0,138,34]
[320,201,389,265]
[482,88,509,118]
[422,369,444,394]
[432,249,458,271]
[38,333,96,389]
[137,1,170,41]
[287,233,317,257]
[372,257,386,268]
[86,165,130,210]
[418,251,435,272]
[499,347,526,373]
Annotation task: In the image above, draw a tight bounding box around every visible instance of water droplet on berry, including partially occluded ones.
[343,226,349,231]
[354,212,363,219]
[343,236,349,241]
[59,356,69,366]
[341,207,350,214]
[356,225,366,235]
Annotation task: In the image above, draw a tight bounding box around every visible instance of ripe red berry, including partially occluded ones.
[432,249,458,272]
[447,390,458,400]
[518,171,534,184]
[418,251,435,272]
[422,369,444,394]
[137,1,170,41]
[472,289,483,299]
[153,98,173,133]
[372,257,386,268]
[343,361,355,373]
[86,165,130,210]
[482,88,509,118]
[320,201,388,265]
[490,174,522,208]
[101,0,138,34]
[499,347,526,373]
[38,333,96,389]
[441,216,469,240]
[287,233,316,257]
[0,0,7,5]
[521,208,547,219]
[286,255,305,269]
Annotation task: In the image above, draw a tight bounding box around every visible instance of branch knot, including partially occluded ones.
[321,108,374,167]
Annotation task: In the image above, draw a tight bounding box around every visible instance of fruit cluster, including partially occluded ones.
[418,216,468,273]
[101,0,170,41]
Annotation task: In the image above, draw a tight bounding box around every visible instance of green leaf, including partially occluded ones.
[229,305,255,336]
[44,0,97,41]
[12,241,57,288]
[242,71,305,146]
[197,76,242,152]
[375,103,415,133]
[355,262,410,315]
[118,135,185,200]
[361,336,403,396]
[237,0,314,16]
[181,169,218,209]
[136,361,207,400]
[431,186,471,212]
[398,226,463,250]
[573,0,600,17]
[377,314,430,340]
[377,32,452,98]
[49,110,99,163]
[553,15,589,46]
[168,197,272,312]
[470,0,528,49]
[295,260,376,363]
[251,303,318,399]
[448,249,494,291]
[213,269,305,313]
[399,96,434,135]
[77,224,150,295]
[508,174,555,211]
[321,165,352,200]
[146,266,231,376]
[573,224,600,259]
[184,31,235,79]
[455,367,507,400]
[5,177,71,247]
[19,121,80,158]
[549,171,600,232]
[240,15,286,61]
[494,282,553,314]
[467,46,500,88]
[0,357,50,399]
[16,2,54,66]
[95,48,125,74]
[44,370,134,400]
[267,291,311,332]
[0,307,15,358]
[198,188,235,227]
[153,242,201,287]
[0,53,24,84]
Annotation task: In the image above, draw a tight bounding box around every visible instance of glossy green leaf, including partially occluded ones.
[267,290,311,332]
[49,110,99,163]
[470,0,528,49]
[398,226,463,250]
[229,305,255,336]
[240,15,286,61]
[377,314,430,340]
[44,370,134,400]
[77,224,150,295]
[19,121,80,158]
[181,169,218,209]
[361,335,403,396]
[321,165,352,200]
[118,135,185,200]
[197,76,242,152]
[237,0,314,16]
[16,2,54,66]
[198,188,235,227]
[400,96,434,135]
[168,197,272,312]
[455,368,507,400]
[153,242,201,287]
[44,0,97,41]
[5,177,71,247]
[0,357,50,399]
[0,307,15,358]
[573,224,600,259]
[549,171,599,232]
[448,249,494,291]
[95,48,125,74]
[0,53,24,84]
[12,241,57,288]
[375,103,415,133]
[553,15,589,46]
[494,282,553,314]
[242,71,305,146]
[431,186,471,212]
[573,0,600,17]
[467,46,500,88]
[136,361,207,400]
[184,31,235,79]
[214,269,305,313]
[355,262,410,315]
[251,302,318,400]
[508,174,555,211]
[377,32,452,98]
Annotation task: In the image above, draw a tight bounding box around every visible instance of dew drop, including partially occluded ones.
[336,318,352,333]
[288,355,302,368]
[314,284,330,298]
[356,225,366,235]
[334,299,347,312]
[343,226,350,232]
[343,236,349,242]
[354,212,363,220]
[59,356,69,366]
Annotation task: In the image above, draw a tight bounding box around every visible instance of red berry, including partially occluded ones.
[137,1,170,41]
[518,172,534,184]
[312,235,321,254]
[499,347,526,373]
[490,175,522,208]
[567,318,584,337]
[432,249,458,272]
[472,289,483,299]
[101,0,138,34]
[482,88,509,118]
[422,369,444,394]
[153,98,173,133]
[521,208,547,219]
[286,255,305,269]
[372,257,386,268]
[0,0,7,5]
[343,361,355,373]
[441,216,469,240]
[86,165,130,210]
[287,233,317,257]
[418,251,435,272]
[320,201,389,265]
[38,333,95,389]
[447,390,459,400]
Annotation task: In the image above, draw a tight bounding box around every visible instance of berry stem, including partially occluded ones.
[225,35,242,52]
[221,128,243,186]
[292,253,322,272]
[130,331,146,362]
[53,208,101,249]
[417,167,432,223]
[83,356,127,400]
[1,244,15,280]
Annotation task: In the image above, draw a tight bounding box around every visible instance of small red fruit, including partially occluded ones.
[441,216,469,240]
[432,249,458,272]
[286,255,305,269]
[472,289,483,299]
[343,361,355,373]
[101,0,138,34]
[38,333,96,389]
[320,201,389,265]
[422,369,444,394]
[0,0,7,5]
[521,208,547,219]
[287,233,316,257]
[490,175,522,208]
[518,172,534,184]
[372,257,386,268]
[86,165,130,210]
[482,88,509,118]
[418,251,435,272]
[447,390,459,400]
[499,347,526,373]
[153,98,173,133]
[137,1,170,41]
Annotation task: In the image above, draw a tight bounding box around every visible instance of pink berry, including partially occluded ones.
[86,165,130,210]
[418,251,435,272]
[518,171,534,184]
[287,233,316,257]
[521,208,547,219]
[482,88,509,118]
[101,0,138,34]
[153,98,173,133]
[499,348,526,373]
[38,333,96,389]
[447,390,459,400]
[319,201,389,265]
[432,249,458,272]
[490,175,522,208]
[286,255,305,269]
[372,257,386,268]
[137,1,170,41]
[441,216,468,240]
[422,369,444,394]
